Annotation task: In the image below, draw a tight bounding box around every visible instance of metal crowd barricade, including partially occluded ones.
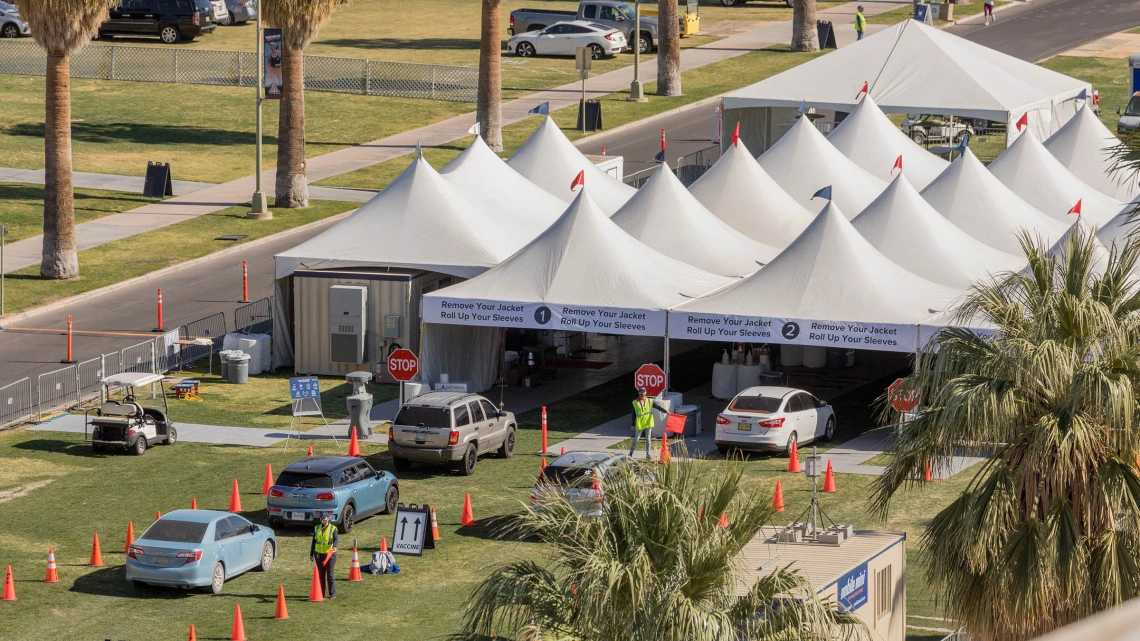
[181,312,227,368]
[121,340,157,374]
[674,144,721,187]
[77,354,115,405]
[36,366,80,420]
[234,297,273,335]
[0,378,35,429]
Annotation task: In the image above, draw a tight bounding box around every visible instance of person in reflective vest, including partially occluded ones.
[310,514,338,599]
[855,6,866,40]
[629,386,667,458]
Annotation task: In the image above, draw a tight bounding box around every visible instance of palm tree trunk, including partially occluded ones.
[791,0,819,52]
[477,0,503,151]
[275,40,308,208]
[655,0,681,96]
[41,50,78,280]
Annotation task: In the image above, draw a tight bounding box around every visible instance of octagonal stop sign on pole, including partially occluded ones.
[634,364,667,397]
[887,378,919,413]
[387,349,419,405]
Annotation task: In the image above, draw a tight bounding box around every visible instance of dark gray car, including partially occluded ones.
[530,451,632,516]
[388,392,517,476]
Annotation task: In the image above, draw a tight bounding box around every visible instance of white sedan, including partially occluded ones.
[508,20,626,59]
[714,386,836,457]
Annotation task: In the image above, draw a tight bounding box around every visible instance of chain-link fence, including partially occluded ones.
[0,378,35,429]
[235,297,273,335]
[0,40,478,102]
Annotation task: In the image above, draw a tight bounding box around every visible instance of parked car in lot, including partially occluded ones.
[0,1,30,38]
[85,373,176,455]
[714,386,835,456]
[508,20,626,59]
[530,451,632,516]
[220,0,256,24]
[98,0,216,43]
[266,456,399,534]
[510,0,657,53]
[388,392,517,476]
[901,114,974,145]
[209,0,229,24]
[1118,92,1140,138]
[125,510,276,594]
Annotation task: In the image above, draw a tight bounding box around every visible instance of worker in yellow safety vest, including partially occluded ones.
[629,386,667,459]
[855,6,866,40]
[310,514,338,599]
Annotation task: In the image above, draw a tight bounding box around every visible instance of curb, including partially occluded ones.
[572,94,724,150]
[0,209,354,328]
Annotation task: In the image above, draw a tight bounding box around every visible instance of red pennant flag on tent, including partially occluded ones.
[1015,112,1028,132]
[855,80,868,100]
[1067,199,1082,216]
[570,170,585,192]
[890,155,903,175]
[731,122,740,147]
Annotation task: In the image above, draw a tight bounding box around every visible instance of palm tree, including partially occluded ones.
[476,0,503,152]
[655,0,681,96]
[870,227,1140,641]
[20,0,114,279]
[791,0,818,52]
[262,0,341,208]
[462,455,867,640]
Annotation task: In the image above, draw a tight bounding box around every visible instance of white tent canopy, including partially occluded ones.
[507,117,636,215]
[610,165,776,277]
[920,147,1070,255]
[687,138,815,247]
[827,95,949,190]
[1096,197,1140,252]
[1043,105,1140,202]
[988,131,1124,227]
[422,187,733,338]
[1046,217,1112,275]
[723,19,1089,145]
[851,174,1024,288]
[671,201,960,353]
[275,155,527,279]
[440,135,567,240]
[757,116,887,216]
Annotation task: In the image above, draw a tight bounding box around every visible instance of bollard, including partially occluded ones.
[241,260,249,303]
[62,315,76,363]
[601,145,606,156]
[541,406,548,456]
[153,288,165,332]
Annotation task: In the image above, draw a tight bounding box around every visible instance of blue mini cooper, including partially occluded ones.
[266,456,399,533]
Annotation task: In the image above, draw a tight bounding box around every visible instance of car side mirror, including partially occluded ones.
[251,524,260,532]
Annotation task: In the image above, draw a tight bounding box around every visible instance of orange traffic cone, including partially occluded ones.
[262,463,274,495]
[787,439,801,473]
[717,511,729,528]
[45,548,59,583]
[348,548,363,581]
[90,532,104,567]
[430,507,441,542]
[540,457,547,473]
[187,623,197,641]
[125,521,136,554]
[773,479,785,513]
[155,510,162,521]
[307,445,314,456]
[308,564,324,602]
[658,433,672,464]
[560,446,565,456]
[380,536,388,553]
[191,497,197,510]
[924,459,934,482]
[274,584,289,619]
[823,460,837,493]
[461,493,475,526]
[3,565,16,601]
[228,479,243,513]
[230,603,247,641]
[348,429,361,457]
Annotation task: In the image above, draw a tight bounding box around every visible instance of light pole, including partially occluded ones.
[627,0,647,102]
[248,0,272,220]
[1,223,6,315]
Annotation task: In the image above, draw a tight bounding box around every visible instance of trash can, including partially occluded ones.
[218,350,235,382]
[826,348,848,369]
[229,353,250,385]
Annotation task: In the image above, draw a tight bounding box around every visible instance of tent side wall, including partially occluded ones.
[420,324,505,394]
[721,106,801,155]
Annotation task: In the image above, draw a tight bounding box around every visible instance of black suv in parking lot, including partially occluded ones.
[99,0,215,43]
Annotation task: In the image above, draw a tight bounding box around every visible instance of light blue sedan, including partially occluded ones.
[125,510,276,594]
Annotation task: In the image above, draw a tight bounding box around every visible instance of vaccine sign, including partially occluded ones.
[289,377,320,400]
[837,562,869,612]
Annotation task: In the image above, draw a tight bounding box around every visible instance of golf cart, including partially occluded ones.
[900,114,974,145]
[85,372,177,455]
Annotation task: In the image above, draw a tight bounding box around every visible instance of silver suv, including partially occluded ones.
[388,392,517,476]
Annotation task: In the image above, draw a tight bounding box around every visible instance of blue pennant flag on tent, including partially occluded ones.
[811,185,833,201]
[957,130,971,152]
[1077,88,1087,101]
[797,99,807,115]
[653,149,667,163]
[528,102,550,116]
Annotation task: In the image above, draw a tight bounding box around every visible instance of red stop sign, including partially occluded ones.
[387,349,419,382]
[634,364,666,397]
[887,378,919,412]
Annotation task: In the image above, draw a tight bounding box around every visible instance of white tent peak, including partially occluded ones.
[610,164,777,277]
[688,138,814,247]
[988,129,1124,226]
[827,94,949,190]
[1046,215,1112,274]
[1044,104,1139,202]
[506,116,635,215]
[757,115,887,216]
[1096,197,1140,252]
[851,173,1024,288]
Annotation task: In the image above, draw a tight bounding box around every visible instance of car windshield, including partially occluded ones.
[616,3,634,18]
[140,520,208,544]
[192,0,211,10]
[728,395,783,413]
[0,1,16,11]
[1125,96,1140,118]
[541,464,600,487]
[395,406,451,428]
[275,471,334,488]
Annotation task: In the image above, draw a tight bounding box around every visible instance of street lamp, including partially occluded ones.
[627,0,647,102]
[248,0,272,220]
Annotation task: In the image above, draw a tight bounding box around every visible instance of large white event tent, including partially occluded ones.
[687,138,815,247]
[670,201,960,354]
[610,164,776,277]
[507,117,636,215]
[757,116,887,216]
[988,131,1124,226]
[921,147,1070,255]
[1044,105,1140,202]
[827,95,949,190]
[851,174,1024,288]
[1097,197,1140,252]
[721,20,1089,153]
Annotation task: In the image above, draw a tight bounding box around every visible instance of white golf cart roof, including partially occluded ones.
[101,372,165,388]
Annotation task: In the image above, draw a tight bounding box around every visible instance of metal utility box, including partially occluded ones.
[330,285,368,364]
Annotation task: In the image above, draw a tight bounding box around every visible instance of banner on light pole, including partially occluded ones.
[263,28,283,100]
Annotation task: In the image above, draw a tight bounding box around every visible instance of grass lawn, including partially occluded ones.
[867,0,1007,26]
[0,342,965,640]
[318,45,823,189]
[0,183,159,245]
[1,198,355,316]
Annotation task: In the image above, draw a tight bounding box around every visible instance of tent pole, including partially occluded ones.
[663,315,671,393]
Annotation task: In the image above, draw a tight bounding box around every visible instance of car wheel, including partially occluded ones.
[391,456,410,472]
[1,23,20,38]
[784,432,798,458]
[209,562,225,594]
[459,444,478,476]
[716,445,730,455]
[159,24,181,43]
[911,130,926,145]
[824,416,836,441]
[588,44,604,60]
[972,118,989,131]
[258,540,274,571]
[497,426,516,458]
[338,504,355,534]
[383,484,399,514]
[133,436,146,456]
[720,0,738,5]
[638,32,652,54]
[164,426,177,445]
[220,13,233,25]
[516,42,535,57]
